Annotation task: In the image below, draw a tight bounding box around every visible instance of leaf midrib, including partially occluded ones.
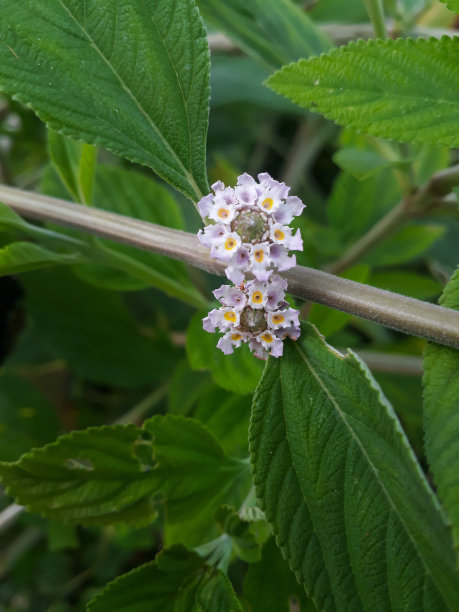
[289,342,448,607]
[57,0,201,200]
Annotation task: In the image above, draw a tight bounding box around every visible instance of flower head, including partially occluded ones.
[197,173,305,284]
[203,275,300,360]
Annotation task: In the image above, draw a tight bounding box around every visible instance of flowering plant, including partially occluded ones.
[198,173,304,358]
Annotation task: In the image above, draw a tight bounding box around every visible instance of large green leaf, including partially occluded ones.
[0,241,82,275]
[187,311,264,395]
[0,425,160,526]
[0,0,210,201]
[250,323,459,610]
[423,266,459,562]
[197,0,331,69]
[87,546,242,612]
[267,37,459,147]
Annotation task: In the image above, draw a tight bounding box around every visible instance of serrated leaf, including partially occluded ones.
[249,323,459,610]
[364,224,444,267]
[197,0,331,69]
[423,266,459,563]
[87,546,204,612]
[0,0,210,201]
[197,571,243,612]
[48,130,97,205]
[187,311,264,395]
[267,37,459,147]
[143,414,250,524]
[0,241,82,275]
[0,425,160,526]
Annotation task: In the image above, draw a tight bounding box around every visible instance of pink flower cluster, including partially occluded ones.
[198,173,304,359]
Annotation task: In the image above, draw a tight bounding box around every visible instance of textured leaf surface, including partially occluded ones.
[197,0,331,69]
[144,415,249,523]
[250,323,459,611]
[423,266,459,562]
[197,571,243,612]
[187,311,264,394]
[87,547,204,611]
[268,37,459,147]
[0,425,159,526]
[0,0,210,201]
[0,241,81,275]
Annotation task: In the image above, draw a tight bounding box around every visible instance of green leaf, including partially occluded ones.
[214,505,262,562]
[0,200,34,233]
[0,0,210,201]
[243,538,314,612]
[197,0,331,69]
[326,168,400,246]
[267,37,459,147]
[197,571,243,612]
[370,271,442,300]
[364,224,444,267]
[143,414,249,524]
[0,241,82,275]
[250,323,459,610]
[168,360,214,416]
[333,148,392,181]
[0,425,159,526]
[0,373,60,462]
[87,546,204,612]
[48,130,97,205]
[440,0,459,13]
[423,266,459,562]
[187,311,264,394]
[21,268,179,388]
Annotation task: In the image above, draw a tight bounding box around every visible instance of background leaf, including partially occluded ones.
[267,37,459,147]
[48,130,97,205]
[0,241,82,276]
[197,0,331,69]
[0,0,210,201]
[423,266,459,562]
[187,311,264,395]
[249,323,459,610]
[20,268,178,388]
[0,424,159,526]
[440,0,459,13]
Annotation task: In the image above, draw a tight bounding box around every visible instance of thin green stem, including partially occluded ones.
[114,385,169,425]
[363,0,388,38]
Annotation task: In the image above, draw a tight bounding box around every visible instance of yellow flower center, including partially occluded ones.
[274,229,285,241]
[261,333,273,343]
[218,208,229,220]
[272,314,285,324]
[231,333,242,341]
[252,291,263,304]
[254,249,264,263]
[225,237,237,250]
[261,197,274,210]
[224,311,237,323]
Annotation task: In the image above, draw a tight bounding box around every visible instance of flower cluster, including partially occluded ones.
[198,173,304,359]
